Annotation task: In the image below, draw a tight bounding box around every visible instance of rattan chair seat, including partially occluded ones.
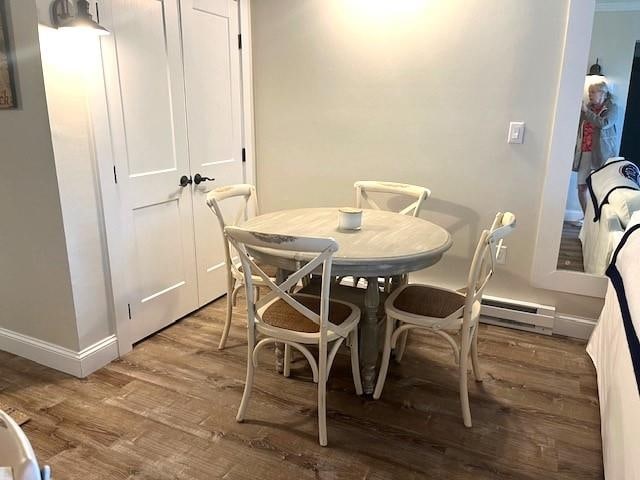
[261,295,354,333]
[238,262,278,278]
[393,285,465,319]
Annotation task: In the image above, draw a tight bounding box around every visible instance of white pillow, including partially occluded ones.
[608,189,640,228]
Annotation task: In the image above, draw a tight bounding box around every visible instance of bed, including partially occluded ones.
[580,158,640,275]
[587,212,640,479]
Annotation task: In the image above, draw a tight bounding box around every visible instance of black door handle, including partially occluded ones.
[179,175,192,187]
[193,173,215,185]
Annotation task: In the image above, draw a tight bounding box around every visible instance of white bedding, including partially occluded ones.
[579,202,623,275]
[587,215,640,479]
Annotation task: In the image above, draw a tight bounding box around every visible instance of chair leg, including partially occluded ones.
[394,329,409,363]
[318,341,328,446]
[236,329,256,422]
[350,329,363,395]
[283,344,291,378]
[471,324,483,382]
[373,317,394,400]
[231,283,243,307]
[218,278,236,350]
[459,343,472,428]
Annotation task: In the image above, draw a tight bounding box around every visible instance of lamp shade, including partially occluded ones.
[51,0,110,36]
[588,59,603,76]
[58,15,110,36]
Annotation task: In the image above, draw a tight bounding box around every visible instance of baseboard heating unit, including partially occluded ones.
[479,295,556,335]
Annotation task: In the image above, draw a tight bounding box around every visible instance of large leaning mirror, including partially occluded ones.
[557,3,640,275]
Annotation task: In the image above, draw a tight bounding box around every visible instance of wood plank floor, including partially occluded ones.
[0,294,603,479]
[557,221,585,273]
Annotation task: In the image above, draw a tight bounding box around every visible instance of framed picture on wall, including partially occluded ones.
[0,0,17,109]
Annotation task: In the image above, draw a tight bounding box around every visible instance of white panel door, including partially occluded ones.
[106,0,199,342]
[181,0,246,306]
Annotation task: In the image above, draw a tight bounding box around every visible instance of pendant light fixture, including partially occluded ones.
[50,0,110,36]
[587,58,603,76]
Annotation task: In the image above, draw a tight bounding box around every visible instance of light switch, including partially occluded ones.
[507,121,525,144]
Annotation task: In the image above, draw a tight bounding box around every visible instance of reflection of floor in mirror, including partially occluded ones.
[557,221,584,272]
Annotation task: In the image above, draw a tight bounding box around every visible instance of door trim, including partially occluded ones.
[240,0,256,188]
[89,0,256,354]
[90,0,134,356]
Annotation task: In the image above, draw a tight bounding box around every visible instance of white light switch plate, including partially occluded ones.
[508,121,525,144]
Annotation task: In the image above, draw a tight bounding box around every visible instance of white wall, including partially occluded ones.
[589,10,640,149]
[251,0,604,318]
[0,0,79,349]
[37,23,114,350]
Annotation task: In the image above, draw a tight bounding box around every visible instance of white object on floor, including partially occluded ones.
[374,212,516,428]
[587,213,640,480]
[226,226,362,447]
[0,411,50,480]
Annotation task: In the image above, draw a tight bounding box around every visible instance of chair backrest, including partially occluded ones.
[206,184,259,278]
[354,180,431,217]
[0,410,49,480]
[224,226,339,337]
[463,212,516,323]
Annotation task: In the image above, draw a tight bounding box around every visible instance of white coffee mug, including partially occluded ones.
[338,208,362,230]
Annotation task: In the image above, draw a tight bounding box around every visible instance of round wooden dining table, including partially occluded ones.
[242,207,453,394]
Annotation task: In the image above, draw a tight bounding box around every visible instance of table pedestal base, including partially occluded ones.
[361,277,380,395]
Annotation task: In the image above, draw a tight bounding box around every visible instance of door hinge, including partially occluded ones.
[241,147,246,163]
[238,33,242,49]
[113,165,118,184]
[127,303,132,319]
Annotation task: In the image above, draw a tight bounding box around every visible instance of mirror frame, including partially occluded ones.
[531,0,609,298]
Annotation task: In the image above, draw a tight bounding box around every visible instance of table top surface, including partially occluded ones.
[241,208,452,269]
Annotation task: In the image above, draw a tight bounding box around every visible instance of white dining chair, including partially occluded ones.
[349,180,431,287]
[350,180,433,355]
[0,410,51,480]
[373,212,516,428]
[225,226,362,446]
[354,180,431,217]
[206,184,276,350]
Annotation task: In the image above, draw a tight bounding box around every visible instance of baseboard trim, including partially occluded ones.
[553,314,597,340]
[0,328,118,377]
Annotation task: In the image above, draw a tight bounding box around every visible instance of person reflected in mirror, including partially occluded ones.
[573,81,619,217]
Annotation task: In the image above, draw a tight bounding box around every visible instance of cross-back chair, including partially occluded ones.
[206,184,274,350]
[225,226,362,446]
[355,180,431,217]
[346,181,433,353]
[373,212,516,428]
[351,181,431,289]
